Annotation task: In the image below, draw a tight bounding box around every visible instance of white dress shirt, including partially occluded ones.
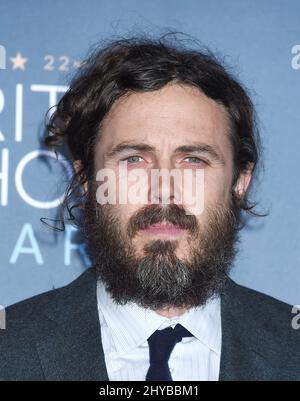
[96,279,222,381]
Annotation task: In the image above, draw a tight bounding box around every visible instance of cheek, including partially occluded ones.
[202,170,232,208]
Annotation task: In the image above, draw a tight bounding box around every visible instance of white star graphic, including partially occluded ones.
[73,60,82,69]
[10,52,28,70]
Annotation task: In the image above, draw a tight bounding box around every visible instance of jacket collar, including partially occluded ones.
[219,278,277,381]
[36,268,109,380]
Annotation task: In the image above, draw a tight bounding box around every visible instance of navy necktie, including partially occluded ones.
[145,323,194,381]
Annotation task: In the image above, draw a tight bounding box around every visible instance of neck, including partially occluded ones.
[154,306,188,319]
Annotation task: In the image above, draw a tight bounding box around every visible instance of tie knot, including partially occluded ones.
[147,323,193,364]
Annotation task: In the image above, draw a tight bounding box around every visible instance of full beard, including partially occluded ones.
[80,185,241,311]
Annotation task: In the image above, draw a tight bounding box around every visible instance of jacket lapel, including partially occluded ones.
[35,268,109,381]
[219,278,276,381]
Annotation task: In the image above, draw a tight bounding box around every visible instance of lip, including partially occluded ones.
[139,222,185,236]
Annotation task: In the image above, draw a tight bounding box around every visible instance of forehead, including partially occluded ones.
[97,83,231,152]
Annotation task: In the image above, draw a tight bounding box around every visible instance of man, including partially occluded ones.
[1,34,299,381]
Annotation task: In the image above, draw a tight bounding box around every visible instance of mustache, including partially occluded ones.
[127,204,198,238]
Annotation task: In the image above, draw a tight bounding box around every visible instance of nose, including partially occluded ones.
[148,167,182,206]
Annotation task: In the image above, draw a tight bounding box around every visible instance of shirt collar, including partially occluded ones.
[97,279,221,356]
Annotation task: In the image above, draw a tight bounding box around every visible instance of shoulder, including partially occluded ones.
[227,278,293,317]
[223,278,300,354]
[0,268,96,380]
[2,268,95,333]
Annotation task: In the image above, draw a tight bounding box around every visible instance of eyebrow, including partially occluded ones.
[173,144,225,165]
[104,143,156,158]
[104,141,225,165]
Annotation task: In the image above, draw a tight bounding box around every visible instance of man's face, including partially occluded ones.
[81,83,251,310]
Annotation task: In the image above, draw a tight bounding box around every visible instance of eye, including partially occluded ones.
[183,156,206,165]
[123,155,145,163]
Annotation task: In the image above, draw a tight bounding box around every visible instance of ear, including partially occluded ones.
[73,159,88,193]
[233,162,253,200]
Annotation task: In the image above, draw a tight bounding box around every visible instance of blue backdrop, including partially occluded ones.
[0,0,299,307]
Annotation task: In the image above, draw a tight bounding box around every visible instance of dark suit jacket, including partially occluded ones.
[0,267,299,381]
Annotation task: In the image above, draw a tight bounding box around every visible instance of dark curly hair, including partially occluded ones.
[43,32,265,231]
